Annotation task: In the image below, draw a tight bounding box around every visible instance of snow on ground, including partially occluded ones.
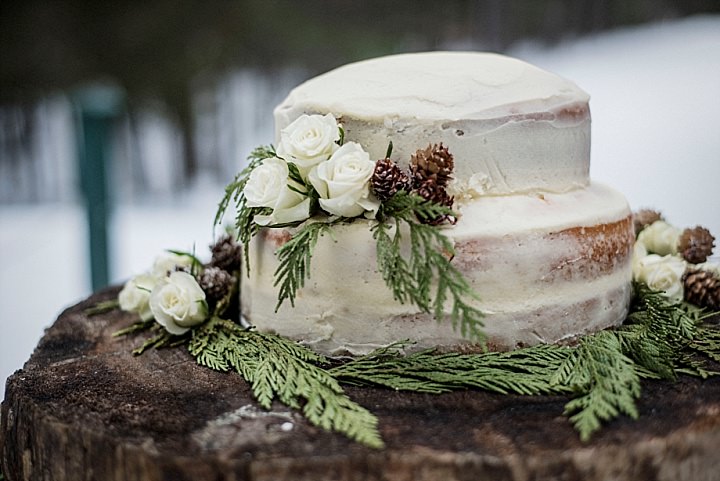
[2,16,719,398]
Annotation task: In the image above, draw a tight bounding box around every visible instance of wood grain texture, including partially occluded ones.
[2,288,720,481]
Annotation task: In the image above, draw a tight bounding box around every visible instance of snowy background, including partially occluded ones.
[1,16,719,399]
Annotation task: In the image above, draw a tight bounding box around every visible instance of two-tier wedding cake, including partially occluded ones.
[241,52,635,355]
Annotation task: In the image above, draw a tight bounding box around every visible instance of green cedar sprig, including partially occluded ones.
[330,342,573,395]
[189,317,384,448]
[690,326,720,363]
[615,283,700,379]
[552,283,717,440]
[551,331,641,441]
[373,191,485,341]
[272,220,335,310]
[85,299,120,316]
[129,324,189,356]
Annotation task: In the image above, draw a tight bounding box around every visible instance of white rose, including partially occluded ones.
[637,220,680,256]
[152,252,195,277]
[276,114,340,175]
[118,273,159,321]
[244,157,288,208]
[308,142,380,218]
[634,253,686,302]
[149,271,208,335]
[244,157,311,226]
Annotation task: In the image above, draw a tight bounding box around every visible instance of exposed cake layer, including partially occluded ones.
[275,52,591,195]
[241,183,634,355]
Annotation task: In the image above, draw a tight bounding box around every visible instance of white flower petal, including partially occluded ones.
[152,253,194,277]
[273,198,312,225]
[118,273,159,320]
[635,253,686,301]
[637,220,680,256]
[149,272,207,334]
[310,142,375,218]
[277,114,339,172]
[244,157,288,208]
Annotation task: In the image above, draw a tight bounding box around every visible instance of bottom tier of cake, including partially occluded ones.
[241,183,635,355]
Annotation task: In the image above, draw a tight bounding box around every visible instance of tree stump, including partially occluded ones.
[2,288,720,481]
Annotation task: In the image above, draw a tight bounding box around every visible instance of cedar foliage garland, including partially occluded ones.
[187,317,384,448]
[330,342,573,395]
[113,283,720,448]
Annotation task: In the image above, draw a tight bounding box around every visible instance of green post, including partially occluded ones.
[73,85,124,291]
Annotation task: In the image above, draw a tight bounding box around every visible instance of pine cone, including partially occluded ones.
[410,143,454,188]
[210,235,242,272]
[371,157,410,201]
[199,267,236,304]
[633,209,663,236]
[678,226,715,264]
[683,268,720,311]
[416,179,455,225]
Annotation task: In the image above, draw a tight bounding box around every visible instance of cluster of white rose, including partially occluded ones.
[632,220,718,302]
[118,253,208,335]
[244,114,380,224]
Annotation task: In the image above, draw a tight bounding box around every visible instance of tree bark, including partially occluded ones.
[2,288,720,481]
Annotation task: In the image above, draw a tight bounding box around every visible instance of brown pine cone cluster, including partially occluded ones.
[199,266,236,306]
[632,209,663,236]
[410,143,454,188]
[415,179,455,225]
[683,268,720,311]
[210,234,242,272]
[198,235,243,317]
[370,143,456,225]
[678,226,715,264]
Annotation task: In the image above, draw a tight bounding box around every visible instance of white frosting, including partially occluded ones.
[242,184,632,355]
[275,52,591,194]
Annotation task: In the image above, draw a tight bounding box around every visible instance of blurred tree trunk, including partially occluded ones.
[171,85,196,188]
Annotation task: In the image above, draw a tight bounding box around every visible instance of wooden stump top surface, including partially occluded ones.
[2,288,720,481]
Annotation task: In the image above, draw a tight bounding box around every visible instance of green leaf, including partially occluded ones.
[372,192,485,342]
[286,162,305,188]
[552,331,641,442]
[273,221,334,310]
[131,330,178,355]
[165,248,203,276]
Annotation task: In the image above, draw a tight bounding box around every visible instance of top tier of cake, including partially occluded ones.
[274,51,591,196]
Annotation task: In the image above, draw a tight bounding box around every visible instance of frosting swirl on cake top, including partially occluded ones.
[275,52,588,122]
